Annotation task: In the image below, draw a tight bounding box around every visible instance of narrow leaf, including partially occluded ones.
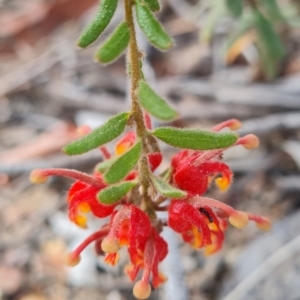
[225,11,254,50]
[261,0,285,22]
[150,175,186,199]
[201,1,226,42]
[152,127,238,150]
[135,1,173,50]
[98,181,137,204]
[77,0,118,48]
[225,12,255,64]
[95,22,130,64]
[104,141,142,184]
[138,81,177,120]
[253,9,285,79]
[63,112,129,155]
[226,0,243,18]
[143,0,160,12]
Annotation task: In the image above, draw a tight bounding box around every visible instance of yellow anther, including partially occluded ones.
[74,215,88,229]
[208,223,218,231]
[78,202,91,213]
[204,244,218,256]
[215,176,230,191]
[191,226,202,249]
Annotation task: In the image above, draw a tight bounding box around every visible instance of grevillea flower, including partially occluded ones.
[101,205,168,298]
[67,176,115,228]
[30,118,270,299]
[30,168,116,228]
[168,198,270,256]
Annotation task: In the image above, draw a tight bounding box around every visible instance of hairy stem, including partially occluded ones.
[125,0,146,137]
[125,0,156,218]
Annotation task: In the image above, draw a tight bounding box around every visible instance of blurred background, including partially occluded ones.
[1,0,300,299]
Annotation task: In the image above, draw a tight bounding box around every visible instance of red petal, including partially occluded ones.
[129,206,152,265]
[69,185,115,219]
[168,200,212,245]
[148,152,162,172]
[68,181,87,200]
[174,164,209,195]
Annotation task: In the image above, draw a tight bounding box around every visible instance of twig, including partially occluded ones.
[238,112,300,136]
[0,46,64,96]
[222,233,300,300]
[47,79,125,114]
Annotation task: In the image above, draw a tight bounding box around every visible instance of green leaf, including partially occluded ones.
[95,22,130,64]
[225,11,254,49]
[201,1,227,42]
[104,141,142,184]
[138,81,177,121]
[63,112,129,155]
[143,0,160,12]
[98,181,137,204]
[226,0,243,18]
[261,0,285,22]
[77,0,118,48]
[253,9,285,80]
[150,175,186,198]
[135,0,173,50]
[152,127,238,150]
[96,157,118,173]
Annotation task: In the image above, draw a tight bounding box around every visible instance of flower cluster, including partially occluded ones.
[30,118,270,299]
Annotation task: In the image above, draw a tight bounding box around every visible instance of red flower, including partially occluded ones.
[30,168,116,228]
[172,130,260,196]
[101,205,168,297]
[30,118,270,300]
[173,158,232,195]
[168,197,270,255]
[67,177,115,228]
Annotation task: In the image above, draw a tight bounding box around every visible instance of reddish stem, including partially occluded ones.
[189,196,238,216]
[100,146,111,159]
[73,226,110,257]
[40,168,103,186]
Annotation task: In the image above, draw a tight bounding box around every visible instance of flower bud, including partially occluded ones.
[29,169,48,184]
[76,125,91,136]
[228,119,242,130]
[239,134,259,149]
[256,220,271,231]
[212,118,242,132]
[101,236,120,253]
[229,211,249,228]
[248,214,271,231]
[133,280,151,299]
[64,252,81,266]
